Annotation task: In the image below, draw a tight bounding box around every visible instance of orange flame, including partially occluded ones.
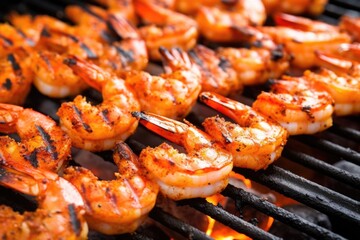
[205,172,274,240]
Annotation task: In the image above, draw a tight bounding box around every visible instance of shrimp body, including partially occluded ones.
[58,56,140,151]
[252,76,334,135]
[133,111,233,200]
[63,142,159,235]
[0,164,87,240]
[188,44,242,95]
[134,0,198,60]
[200,92,288,170]
[304,69,360,116]
[340,16,360,42]
[0,51,33,104]
[0,104,71,172]
[0,24,33,56]
[262,26,351,69]
[217,46,290,86]
[126,47,201,120]
[262,0,328,16]
[30,51,88,98]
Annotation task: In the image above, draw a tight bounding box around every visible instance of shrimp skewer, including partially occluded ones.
[134,0,198,60]
[132,111,234,200]
[63,142,159,235]
[0,103,72,172]
[58,56,140,152]
[0,164,88,239]
[125,47,201,120]
[252,76,335,135]
[199,92,288,171]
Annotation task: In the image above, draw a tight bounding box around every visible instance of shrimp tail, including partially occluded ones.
[131,111,188,145]
[199,92,241,121]
[159,47,193,73]
[63,55,109,91]
[108,13,139,39]
[274,13,314,31]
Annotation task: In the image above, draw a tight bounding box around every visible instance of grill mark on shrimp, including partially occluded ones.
[72,105,93,133]
[100,109,111,126]
[2,78,12,90]
[7,54,21,75]
[24,149,39,168]
[68,204,82,236]
[0,34,13,47]
[36,125,58,160]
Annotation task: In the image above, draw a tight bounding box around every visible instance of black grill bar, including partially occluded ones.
[329,123,360,142]
[149,207,213,240]
[295,135,360,165]
[235,166,360,226]
[283,147,360,189]
[222,185,346,240]
[178,198,281,240]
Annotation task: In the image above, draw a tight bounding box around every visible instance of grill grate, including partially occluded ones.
[1,0,359,239]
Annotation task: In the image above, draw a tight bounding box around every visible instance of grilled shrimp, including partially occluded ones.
[0,164,87,240]
[339,15,360,42]
[133,111,234,200]
[216,46,290,86]
[188,45,242,95]
[125,47,201,120]
[58,56,140,152]
[0,23,33,56]
[261,25,351,69]
[134,0,198,60]
[262,0,328,16]
[91,0,138,25]
[196,0,266,43]
[63,142,159,235]
[200,92,288,170]
[0,49,33,104]
[30,51,89,98]
[252,76,334,135]
[0,104,72,172]
[304,51,360,116]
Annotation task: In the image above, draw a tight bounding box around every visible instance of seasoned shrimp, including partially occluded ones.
[261,25,351,69]
[196,0,266,43]
[63,142,159,235]
[134,0,198,60]
[304,52,360,116]
[262,0,328,16]
[0,103,72,172]
[200,92,288,170]
[0,164,87,240]
[216,45,290,86]
[133,111,233,200]
[339,15,360,42]
[0,49,33,104]
[188,44,242,95]
[0,23,33,56]
[58,56,140,151]
[252,76,334,135]
[125,47,201,120]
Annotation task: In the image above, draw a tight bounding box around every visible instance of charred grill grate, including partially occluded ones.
[1,0,360,239]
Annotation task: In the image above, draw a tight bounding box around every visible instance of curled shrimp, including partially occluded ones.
[125,47,201,120]
[188,44,242,95]
[195,0,266,43]
[134,0,198,60]
[261,25,351,69]
[0,103,72,172]
[63,142,159,235]
[339,15,360,42]
[216,45,290,86]
[0,49,33,104]
[58,56,140,152]
[132,111,234,200]
[303,50,360,116]
[199,92,288,170]
[252,76,334,135]
[0,164,87,239]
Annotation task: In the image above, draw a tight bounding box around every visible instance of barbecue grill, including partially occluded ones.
[0,0,359,239]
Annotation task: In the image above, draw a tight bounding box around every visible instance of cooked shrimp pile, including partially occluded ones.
[0,0,359,238]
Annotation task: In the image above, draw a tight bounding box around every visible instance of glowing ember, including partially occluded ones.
[205,172,274,239]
